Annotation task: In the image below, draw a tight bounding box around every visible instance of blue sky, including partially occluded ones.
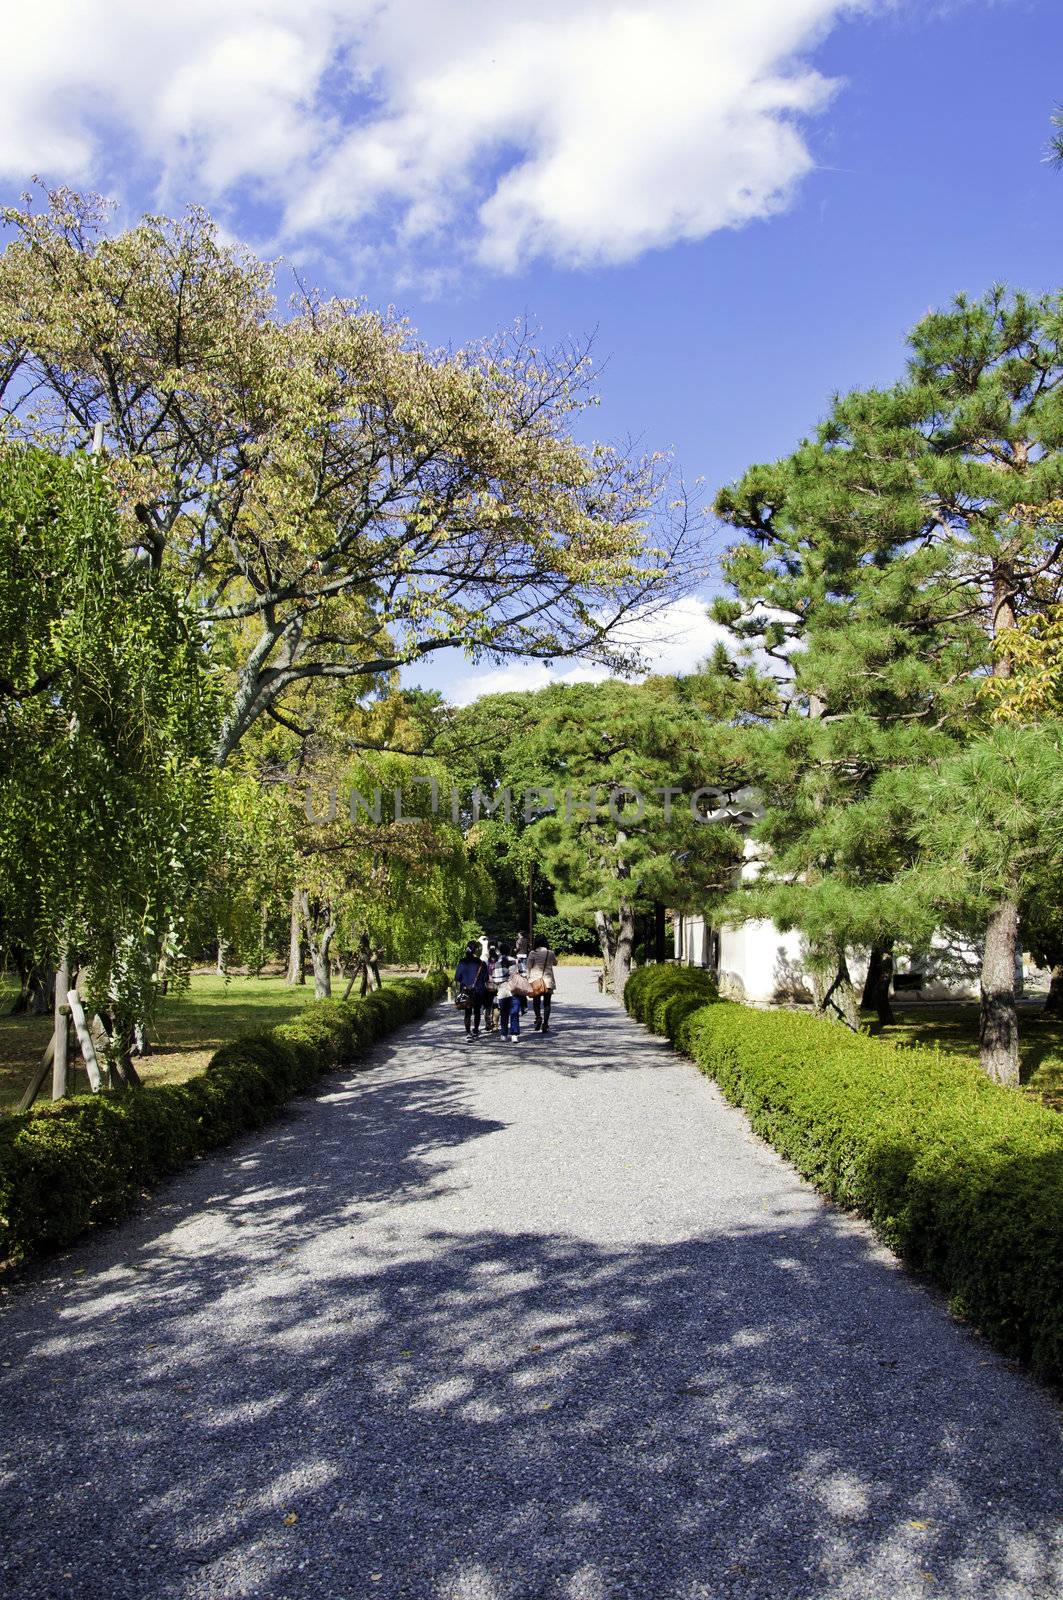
[3,0,1062,699]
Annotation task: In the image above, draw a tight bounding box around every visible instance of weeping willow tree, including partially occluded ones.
[289,745,490,996]
[0,444,225,1070]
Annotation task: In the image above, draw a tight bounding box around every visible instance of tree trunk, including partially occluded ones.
[611,902,637,999]
[252,902,269,976]
[116,1027,143,1088]
[299,890,335,999]
[860,943,895,1026]
[308,945,332,999]
[860,945,883,1009]
[286,890,305,985]
[1044,964,1063,1019]
[979,566,1021,1083]
[594,909,617,989]
[216,933,228,977]
[980,897,1020,1085]
[811,948,860,1031]
[9,955,54,1016]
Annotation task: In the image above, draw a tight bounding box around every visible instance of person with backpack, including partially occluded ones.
[527,937,558,1032]
[454,941,489,1039]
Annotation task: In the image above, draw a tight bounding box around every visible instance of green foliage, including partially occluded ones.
[710,287,1063,1053]
[991,602,1063,722]
[882,724,1063,934]
[0,973,445,1262]
[237,671,493,972]
[523,679,741,916]
[532,913,599,956]
[444,678,743,987]
[625,966,1063,1386]
[0,443,225,1029]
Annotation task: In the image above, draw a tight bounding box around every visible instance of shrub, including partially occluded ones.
[0,973,446,1263]
[624,967,1063,1387]
[624,964,717,1043]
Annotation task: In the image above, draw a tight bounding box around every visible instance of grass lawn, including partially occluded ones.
[878,1002,1063,1111]
[0,970,319,1114]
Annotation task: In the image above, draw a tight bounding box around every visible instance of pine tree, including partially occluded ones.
[713,287,1063,1079]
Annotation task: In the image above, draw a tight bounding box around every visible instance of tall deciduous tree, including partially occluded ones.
[0,187,702,769]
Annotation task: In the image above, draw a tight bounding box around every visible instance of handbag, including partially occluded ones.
[510,972,531,998]
[529,976,547,997]
[455,961,487,1008]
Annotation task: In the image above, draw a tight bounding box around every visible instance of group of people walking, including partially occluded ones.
[453,931,558,1043]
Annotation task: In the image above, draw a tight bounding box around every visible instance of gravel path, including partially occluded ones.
[1,969,1061,1600]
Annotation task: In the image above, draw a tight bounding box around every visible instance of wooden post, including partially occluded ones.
[17,1033,56,1113]
[51,952,70,1100]
[67,990,103,1092]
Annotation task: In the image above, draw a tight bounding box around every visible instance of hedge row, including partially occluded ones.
[624,965,1063,1387]
[0,974,446,1263]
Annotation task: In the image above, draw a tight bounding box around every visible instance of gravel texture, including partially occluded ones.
[1,968,1061,1600]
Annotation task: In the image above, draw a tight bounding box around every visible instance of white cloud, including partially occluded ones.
[448,596,731,704]
[0,0,874,272]
[449,659,605,707]
[607,594,734,677]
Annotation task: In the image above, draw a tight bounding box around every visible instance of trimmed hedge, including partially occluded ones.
[624,964,1063,1387]
[0,974,446,1263]
[624,964,717,1044]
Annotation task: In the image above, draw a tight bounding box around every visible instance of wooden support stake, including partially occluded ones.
[67,991,103,1092]
[17,1033,56,1113]
[52,952,70,1100]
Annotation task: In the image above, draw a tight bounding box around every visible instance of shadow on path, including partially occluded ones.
[0,987,1060,1600]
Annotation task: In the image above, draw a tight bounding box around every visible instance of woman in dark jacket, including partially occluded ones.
[454,941,489,1038]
